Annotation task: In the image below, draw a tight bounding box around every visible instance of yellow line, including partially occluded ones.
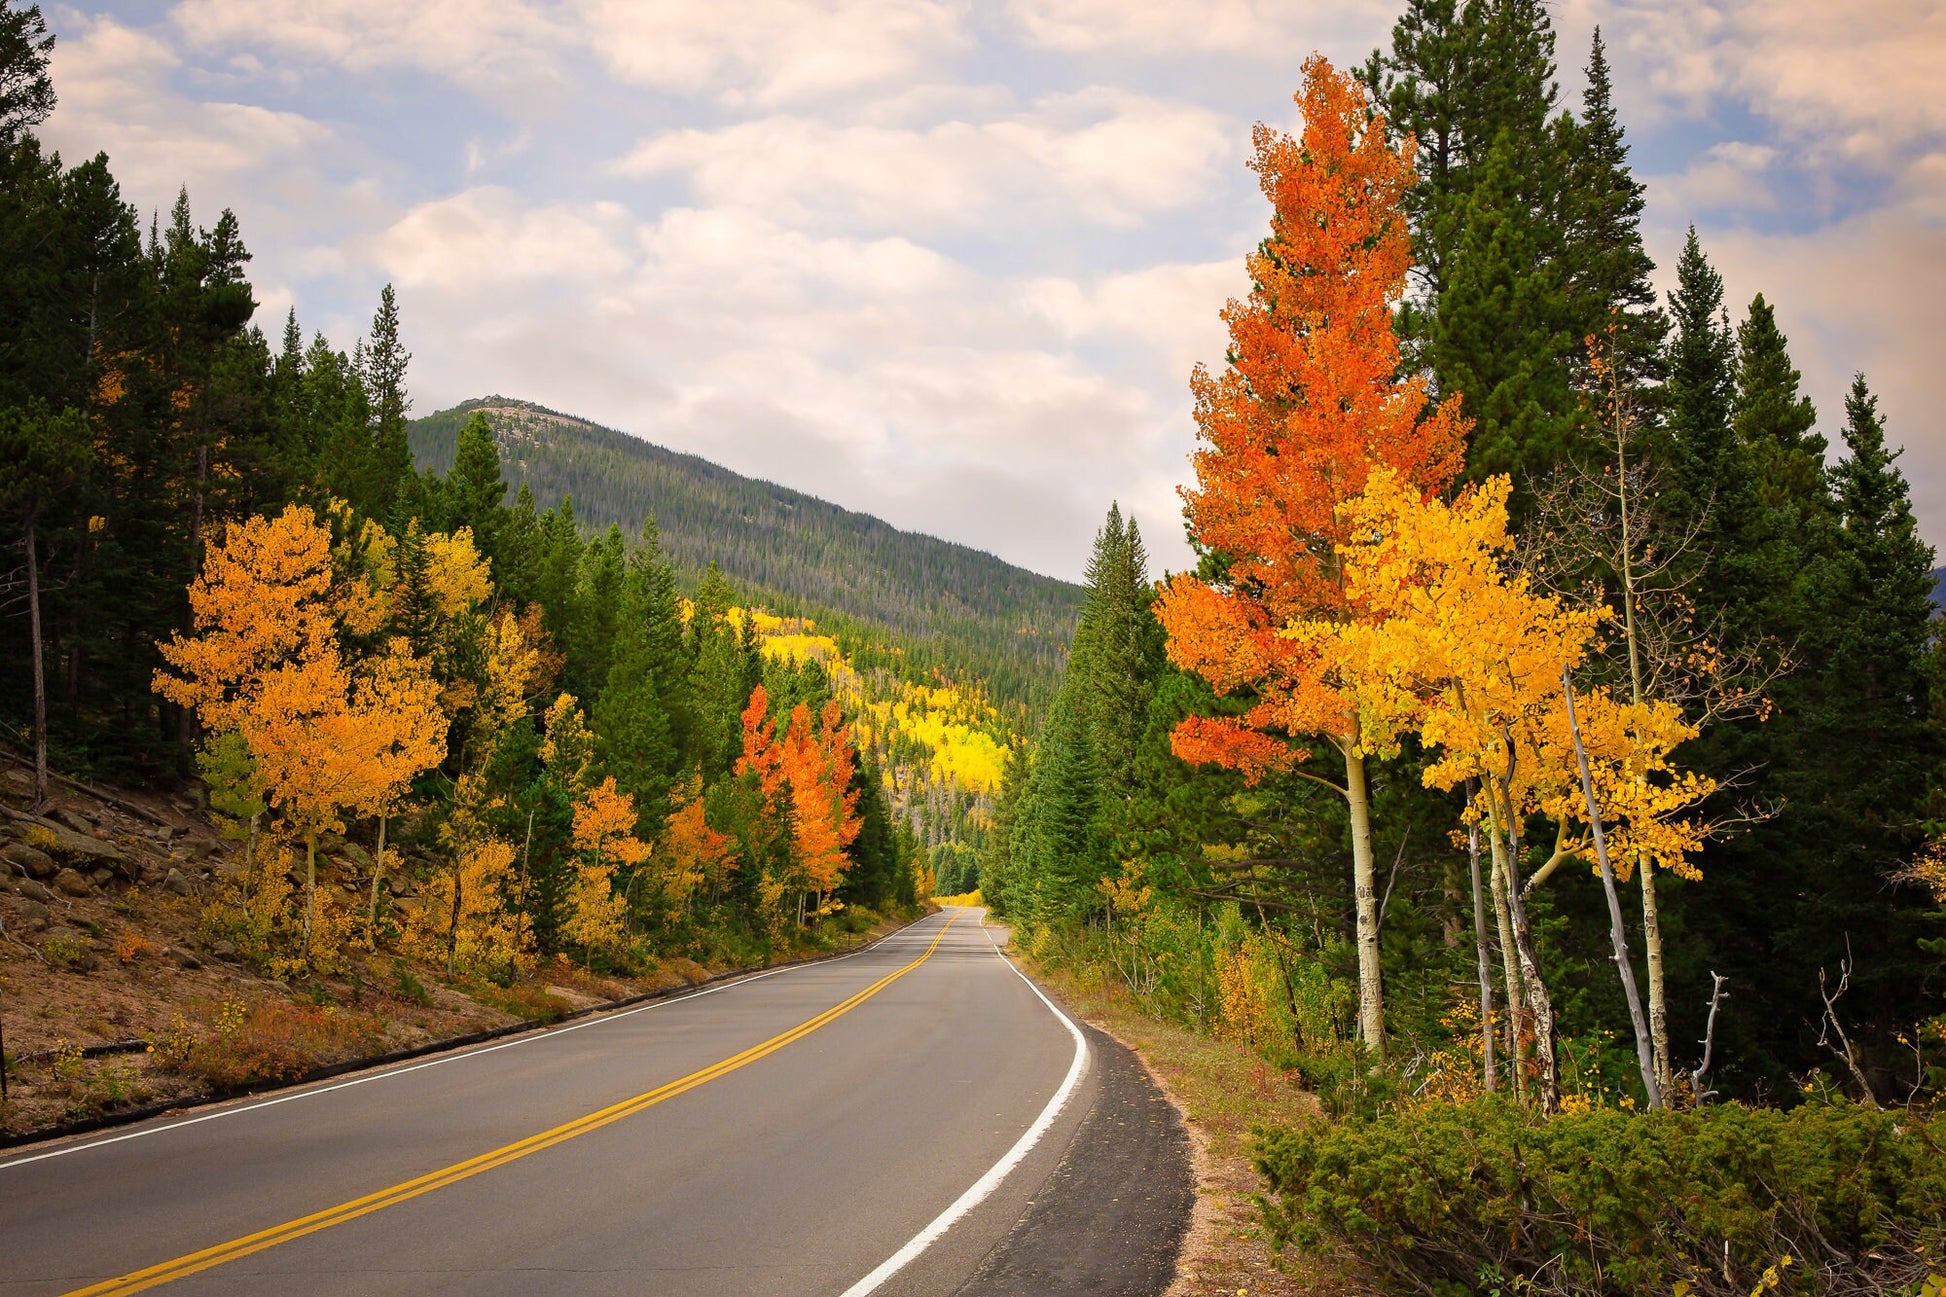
[63,917,959,1297]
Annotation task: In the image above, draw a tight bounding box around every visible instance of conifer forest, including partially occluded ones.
[3,0,1945,1292]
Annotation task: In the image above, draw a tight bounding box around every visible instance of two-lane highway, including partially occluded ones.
[1,909,1185,1296]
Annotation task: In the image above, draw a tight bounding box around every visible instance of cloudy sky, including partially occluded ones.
[38,0,1946,582]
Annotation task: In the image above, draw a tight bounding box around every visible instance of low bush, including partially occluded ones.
[149,997,389,1088]
[469,983,573,1023]
[1256,1097,1946,1296]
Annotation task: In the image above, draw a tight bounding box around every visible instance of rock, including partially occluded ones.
[210,938,239,961]
[167,945,203,969]
[152,824,176,843]
[53,867,94,897]
[162,867,196,897]
[55,807,95,835]
[17,877,54,903]
[2,841,57,879]
[44,925,96,971]
[31,820,128,872]
[17,897,50,930]
[91,867,115,888]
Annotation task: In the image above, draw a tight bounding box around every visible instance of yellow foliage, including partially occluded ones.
[405,774,534,978]
[478,609,540,739]
[566,776,647,955]
[423,527,493,618]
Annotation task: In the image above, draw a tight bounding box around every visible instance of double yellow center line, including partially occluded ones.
[63,916,958,1296]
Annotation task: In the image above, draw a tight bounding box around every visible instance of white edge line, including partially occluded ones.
[0,917,946,1172]
[836,911,1090,1297]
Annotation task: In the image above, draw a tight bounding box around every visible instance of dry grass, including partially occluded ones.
[1010,939,1378,1297]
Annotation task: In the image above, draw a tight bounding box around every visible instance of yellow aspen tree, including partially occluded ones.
[155,506,448,965]
[567,776,643,959]
[1322,468,1605,1110]
[408,772,533,981]
[356,637,449,936]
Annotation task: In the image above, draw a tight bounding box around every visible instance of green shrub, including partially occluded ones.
[1256,1097,1946,1296]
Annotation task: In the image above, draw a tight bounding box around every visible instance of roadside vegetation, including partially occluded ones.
[985,21,1946,1296]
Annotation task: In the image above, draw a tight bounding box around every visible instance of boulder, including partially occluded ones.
[2,840,57,879]
[167,945,203,969]
[162,868,196,897]
[53,867,94,897]
[31,820,129,874]
[17,877,55,904]
[16,897,50,930]
[44,925,96,971]
[55,807,95,835]
[210,938,240,961]
[152,825,176,843]
[91,867,115,888]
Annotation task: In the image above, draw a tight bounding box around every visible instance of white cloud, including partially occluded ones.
[1005,0,1394,57]
[1648,140,1780,214]
[576,0,968,106]
[169,0,569,95]
[613,90,1236,232]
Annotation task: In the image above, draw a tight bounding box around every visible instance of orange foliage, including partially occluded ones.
[663,774,735,904]
[1154,57,1467,779]
[736,686,862,904]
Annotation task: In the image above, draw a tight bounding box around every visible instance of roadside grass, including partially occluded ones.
[1010,937,1376,1297]
[148,997,391,1089]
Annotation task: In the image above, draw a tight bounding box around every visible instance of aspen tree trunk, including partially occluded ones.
[1464,778,1495,1091]
[447,855,463,982]
[1562,669,1662,1108]
[1614,400,1675,1095]
[366,814,388,936]
[25,514,48,811]
[1490,769,1560,1112]
[1344,744,1385,1057]
[1485,807,1527,1104]
[1642,867,1672,1092]
[302,833,318,955]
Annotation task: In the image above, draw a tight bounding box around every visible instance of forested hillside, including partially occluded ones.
[409,399,1079,719]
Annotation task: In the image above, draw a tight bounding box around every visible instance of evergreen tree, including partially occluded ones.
[0,0,54,145]
[1559,27,1666,390]
[362,283,412,512]
[594,521,688,816]
[1734,294,1825,534]
[439,412,508,551]
[1433,130,1578,500]
[1663,228,1740,524]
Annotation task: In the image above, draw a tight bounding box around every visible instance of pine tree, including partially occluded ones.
[1433,129,1578,501]
[0,0,55,145]
[1664,228,1740,527]
[595,521,687,819]
[362,284,412,512]
[1734,294,1825,534]
[1559,27,1666,390]
[439,412,508,552]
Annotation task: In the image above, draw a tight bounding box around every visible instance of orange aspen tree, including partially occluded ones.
[662,774,733,910]
[1156,56,1466,1055]
[778,699,862,918]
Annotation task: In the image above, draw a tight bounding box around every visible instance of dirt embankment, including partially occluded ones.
[0,762,693,1140]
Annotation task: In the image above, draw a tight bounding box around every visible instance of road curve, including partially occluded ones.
[0,908,1189,1296]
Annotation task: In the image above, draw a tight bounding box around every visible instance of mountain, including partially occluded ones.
[408,397,1081,715]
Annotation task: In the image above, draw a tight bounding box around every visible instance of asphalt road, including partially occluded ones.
[0,908,1190,1297]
